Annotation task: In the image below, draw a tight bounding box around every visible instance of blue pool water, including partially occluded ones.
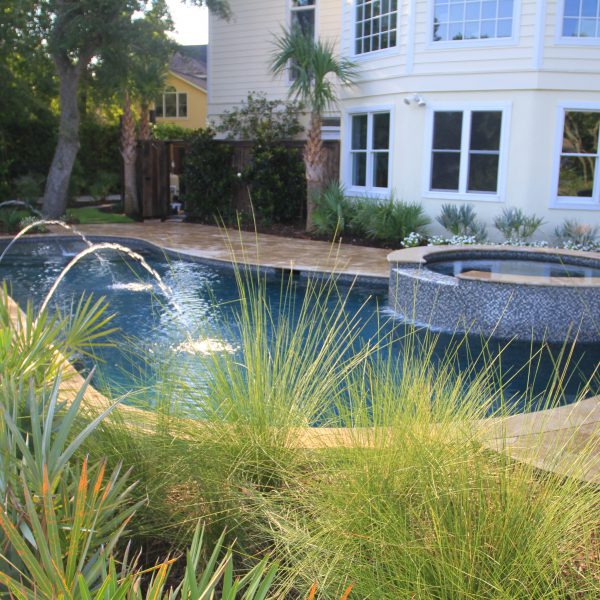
[1,238,598,413]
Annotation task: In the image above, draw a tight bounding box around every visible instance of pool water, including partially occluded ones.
[427,258,600,279]
[1,238,598,413]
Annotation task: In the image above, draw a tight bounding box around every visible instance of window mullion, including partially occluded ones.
[458,110,471,193]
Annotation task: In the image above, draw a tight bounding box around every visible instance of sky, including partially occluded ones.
[166,0,209,45]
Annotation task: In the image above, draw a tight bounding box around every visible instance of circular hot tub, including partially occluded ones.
[387,245,600,342]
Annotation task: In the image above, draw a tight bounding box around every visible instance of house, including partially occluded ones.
[208,1,600,236]
[155,45,208,129]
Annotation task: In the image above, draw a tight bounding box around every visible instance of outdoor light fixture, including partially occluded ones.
[403,93,426,107]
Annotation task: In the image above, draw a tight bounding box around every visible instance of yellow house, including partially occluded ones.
[154,46,207,130]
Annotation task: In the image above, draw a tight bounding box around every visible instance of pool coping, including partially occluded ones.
[1,226,599,482]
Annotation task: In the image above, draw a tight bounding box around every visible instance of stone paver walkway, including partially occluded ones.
[74,222,391,279]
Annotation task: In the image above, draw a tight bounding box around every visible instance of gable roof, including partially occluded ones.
[169,45,207,91]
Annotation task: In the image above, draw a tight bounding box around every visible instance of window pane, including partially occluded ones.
[470,111,501,150]
[292,0,315,6]
[355,0,398,54]
[352,153,367,186]
[433,0,513,41]
[178,93,187,118]
[558,156,596,197]
[468,153,499,192]
[562,112,600,154]
[164,93,177,117]
[373,113,390,149]
[433,112,463,150]
[373,152,389,187]
[292,11,314,37]
[431,152,461,190]
[564,0,580,17]
[155,98,163,118]
[352,115,368,150]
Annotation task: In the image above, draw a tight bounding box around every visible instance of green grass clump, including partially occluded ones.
[66,206,134,224]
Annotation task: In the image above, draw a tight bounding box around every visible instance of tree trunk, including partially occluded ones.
[139,102,151,141]
[304,111,325,231]
[121,91,139,215]
[42,59,83,218]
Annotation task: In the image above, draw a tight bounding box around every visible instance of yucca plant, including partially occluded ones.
[437,203,488,242]
[494,207,545,241]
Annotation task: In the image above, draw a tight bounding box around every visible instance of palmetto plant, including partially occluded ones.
[271,27,356,230]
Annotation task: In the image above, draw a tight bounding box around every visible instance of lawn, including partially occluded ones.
[66,205,135,224]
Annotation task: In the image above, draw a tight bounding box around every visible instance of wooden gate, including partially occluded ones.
[137,140,169,219]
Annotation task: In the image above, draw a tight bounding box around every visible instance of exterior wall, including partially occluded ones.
[208,1,600,236]
[208,1,343,123]
[155,73,207,130]
[338,0,600,237]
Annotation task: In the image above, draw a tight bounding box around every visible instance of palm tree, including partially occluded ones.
[271,28,356,230]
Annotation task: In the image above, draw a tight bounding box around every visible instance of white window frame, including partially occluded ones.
[350,0,401,60]
[551,102,600,210]
[555,0,600,45]
[344,105,394,197]
[422,102,511,203]
[426,0,520,49]
[156,89,188,119]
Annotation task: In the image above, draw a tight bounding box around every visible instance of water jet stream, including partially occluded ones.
[38,242,184,318]
[0,220,94,263]
[0,200,43,216]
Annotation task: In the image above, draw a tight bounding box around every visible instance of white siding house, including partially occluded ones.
[209,1,600,237]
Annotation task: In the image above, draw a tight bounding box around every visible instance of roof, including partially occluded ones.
[169,45,207,91]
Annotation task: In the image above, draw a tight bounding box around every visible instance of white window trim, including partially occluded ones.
[426,0,521,50]
[551,102,600,211]
[555,0,600,45]
[422,102,511,203]
[348,0,401,61]
[156,90,188,120]
[344,105,394,197]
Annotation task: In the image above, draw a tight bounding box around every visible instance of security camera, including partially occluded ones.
[403,96,412,106]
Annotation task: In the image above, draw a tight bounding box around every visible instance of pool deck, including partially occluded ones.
[75,221,391,279]
[4,221,600,483]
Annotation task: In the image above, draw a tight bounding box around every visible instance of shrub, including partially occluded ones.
[437,203,487,242]
[351,196,431,245]
[312,180,347,236]
[181,129,237,222]
[215,91,303,143]
[152,122,195,140]
[494,207,545,241]
[13,172,45,202]
[246,142,306,224]
[89,170,120,202]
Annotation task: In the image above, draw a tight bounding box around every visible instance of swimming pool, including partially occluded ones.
[1,237,598,412]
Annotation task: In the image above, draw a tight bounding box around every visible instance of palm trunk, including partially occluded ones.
[139,102,151,141]
[304,111,325,231]
[121,91,139,216]
[42,58,84,218]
